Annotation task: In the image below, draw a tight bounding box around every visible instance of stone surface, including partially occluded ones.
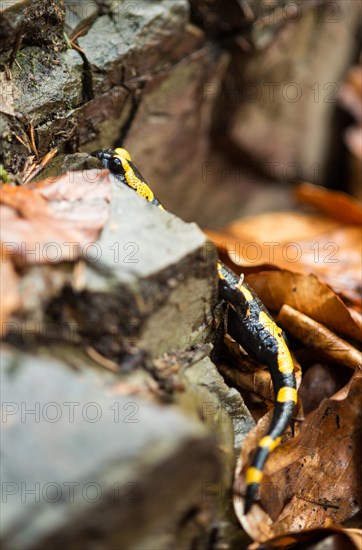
[64,0,98,37]
[144,354,254,550]
[73,86,132,150]
[122,47,230,224]
[0,344,221,549]
[29,152,97,182]
[1,156,254,547]
[0,0,65,59]
[1,339,254,549]
[0,47,83,170]
[77,1,190,92]
[12,48,83,126]
[6,170,218,359]
[54,175,218,358]
[180,356,254,459]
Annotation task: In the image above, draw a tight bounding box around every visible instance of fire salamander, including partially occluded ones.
[91,147,297,514]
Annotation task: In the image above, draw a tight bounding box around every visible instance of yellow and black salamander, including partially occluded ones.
[91,147,297,514]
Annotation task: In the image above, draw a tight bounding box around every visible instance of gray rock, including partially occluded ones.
[0,1,65,59]
[63,176,218,357]
[64,0,98,37]
[29,153,98,182]
[122,48,230,224]
[0,344,221,549]
[0,47,83,166]
[178,356,254,549]
[78,1,189,92]
[73,86,132,150]
[12,48,83,126]
[8,170,217,359]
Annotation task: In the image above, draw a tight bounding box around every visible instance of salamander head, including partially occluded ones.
[91,148,131,177]
[91,147,163,207]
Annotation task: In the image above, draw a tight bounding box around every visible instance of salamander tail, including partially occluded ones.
[244,399,296,514]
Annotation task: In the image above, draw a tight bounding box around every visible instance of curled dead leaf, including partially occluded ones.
[245,271,362,343]
[278,304,362,370]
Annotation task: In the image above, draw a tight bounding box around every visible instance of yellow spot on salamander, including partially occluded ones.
[258,312,294,374]
[258,435,282,452]
[217,261,225,279]
[120,158,156,202]
[246,467,264,485]
[112,149,165,209]
[114,147,131,161]
[276,340,294,374]
[276,387,297,403]
[237,284,254,302]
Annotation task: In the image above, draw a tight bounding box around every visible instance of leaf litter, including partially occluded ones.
[206,183,362,546]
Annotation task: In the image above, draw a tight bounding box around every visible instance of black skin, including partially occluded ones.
[218,264,296,513]
[92,149,128,180]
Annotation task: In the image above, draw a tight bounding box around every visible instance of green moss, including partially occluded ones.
[0,164,10,183]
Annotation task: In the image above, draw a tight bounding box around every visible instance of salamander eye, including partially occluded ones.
[108,156,124,174]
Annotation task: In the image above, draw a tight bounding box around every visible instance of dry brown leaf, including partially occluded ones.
[235,369,362,542]
[0,170,111,265]
[295,182,362,225]
[349,307,362,332]
[227,212,341,246]
[278,304,362,370]
[248,526,362,550]
[245,271,362,343]
[0,185,50,218]
[205,211,361,305]
[219,361,273,399]
[219,358,302,409]
[206,212,340,267]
